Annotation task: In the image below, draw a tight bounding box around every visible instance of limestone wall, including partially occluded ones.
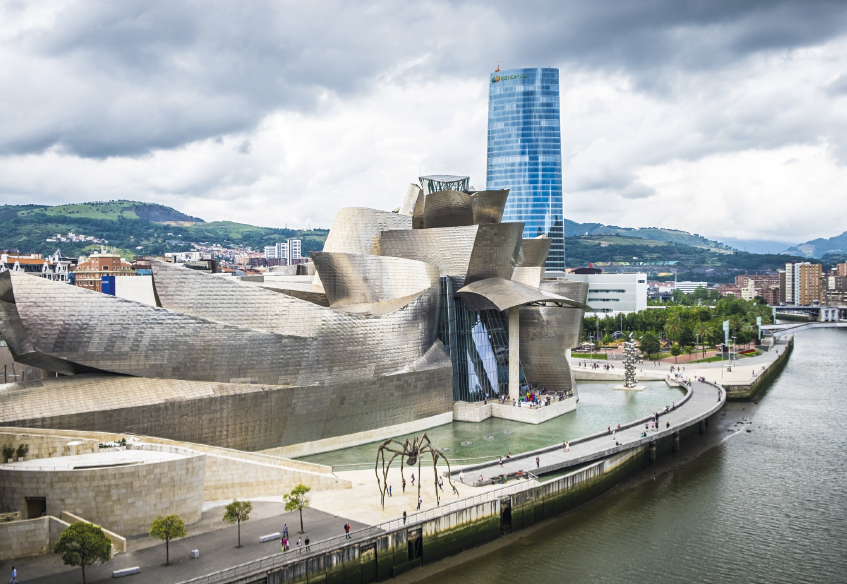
[0,516,69,560]
[452,399,576,425]
[0,449,205,535]
[0,431,99,461]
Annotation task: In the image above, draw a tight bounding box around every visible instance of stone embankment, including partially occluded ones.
[722,337,794,400]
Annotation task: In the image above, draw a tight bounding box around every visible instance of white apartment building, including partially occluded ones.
[563,273,648,315]
[675,281,708,294]
[264,239,302,264]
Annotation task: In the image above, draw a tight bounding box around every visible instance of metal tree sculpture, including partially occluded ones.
[623,333,639,388]
[375,434,457,508]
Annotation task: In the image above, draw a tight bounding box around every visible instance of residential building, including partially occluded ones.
[762,285,780,306]
[785,262,822,305]
[73,253,135,292]
[264,239,302,265]
[735,274,779,289]
[675,281,708,294]
[563,272,647,314]
[164,251,202,263]
[0,252,71,283]
[487,67,564,271]
[837,262,847,277]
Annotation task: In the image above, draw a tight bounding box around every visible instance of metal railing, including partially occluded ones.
[178,476,540,584]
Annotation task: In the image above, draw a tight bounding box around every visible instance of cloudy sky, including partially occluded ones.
[1,0,846,245]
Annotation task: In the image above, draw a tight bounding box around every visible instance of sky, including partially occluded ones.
[1,0,846,245]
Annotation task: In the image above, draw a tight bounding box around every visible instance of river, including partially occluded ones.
[415,328,847,584]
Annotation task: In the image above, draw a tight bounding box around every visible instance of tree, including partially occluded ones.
[53,521,112,584]
[284,484,312,534]
[664,315,685,342]
[670,342,683,363]
[149,514,187,565]
[223,500,252,548]
[639,332,661,359]
[693,323,712,356]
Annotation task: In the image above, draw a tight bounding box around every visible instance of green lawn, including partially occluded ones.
[572,353,608,360]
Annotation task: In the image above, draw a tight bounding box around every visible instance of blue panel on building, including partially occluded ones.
[486,67,564,271]
[100,275,116,296]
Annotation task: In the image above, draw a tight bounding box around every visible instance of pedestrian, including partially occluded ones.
[535,456,540,468]
[417,496,422,510]
[11,567,17,584]
[402,478,406,492]
[499,456,503,468]
[305,536,310,551]
[438,476,444,491]
[411,473,415,486]
[459,471,464,483]
[297,537,302,553]
[403,511,407,524]
[283,523,288,539]
[666,422,670,429]
[452,483,459,496]
[344,523,351,539]
[565,441,570,452]
[389,485,392,497]
[282,536,288,551]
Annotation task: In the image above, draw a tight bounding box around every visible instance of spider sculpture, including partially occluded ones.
[375,434,457,508]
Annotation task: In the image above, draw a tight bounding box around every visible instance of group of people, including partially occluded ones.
[280,523,310,554]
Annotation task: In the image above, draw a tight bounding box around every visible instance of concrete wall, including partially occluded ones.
[114,275,156,306]
[453,399,577,424]
[725,337,793,400]
[0,446,205,535]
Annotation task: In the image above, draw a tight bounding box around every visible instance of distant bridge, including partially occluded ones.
[761,321,847,338]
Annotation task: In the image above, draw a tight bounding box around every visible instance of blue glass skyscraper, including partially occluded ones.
[486,67,564,271]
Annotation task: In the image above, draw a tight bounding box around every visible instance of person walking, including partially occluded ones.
[344,523,351,539]
[535,456,540,468]
[297,537,302,554]
[410,473,415,486]
[499,456,503,468]
[402,478,406,492]
[565,441,570,452]
[281,536,288,551]
[459,470,464,483]
[305,536,310,551]
[11,567,17,584]
[438,477,444,491]
[283,523,289,540]
[452,483,459,496]
[389,485,392,497]
[417,496,422,510]
[402,511,407,525]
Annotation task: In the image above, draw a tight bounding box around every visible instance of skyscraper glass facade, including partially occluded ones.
[486,67,564,271]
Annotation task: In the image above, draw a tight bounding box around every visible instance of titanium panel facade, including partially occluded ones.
[487,68,564,271]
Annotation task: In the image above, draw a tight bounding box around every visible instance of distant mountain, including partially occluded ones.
[782,230,847,259]
[564,219,734,252]
[708,237,796,255]
[0,200,326,259]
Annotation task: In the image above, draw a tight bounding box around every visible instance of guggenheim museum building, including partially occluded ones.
[0,176,589,456]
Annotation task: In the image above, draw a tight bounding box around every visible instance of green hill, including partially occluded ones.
[0,201,326,259]
[565,219,734,252]
[566,235,818,283]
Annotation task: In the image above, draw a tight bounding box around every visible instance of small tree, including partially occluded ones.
[149,514,187,565]
[53,522,112,584]
[223,500,252,548]
[284,484,312,533]
[639,332,660,360]
[16,444,29,461]
[670,342,682,363]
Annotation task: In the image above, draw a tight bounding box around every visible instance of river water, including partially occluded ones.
[417,328,847,584]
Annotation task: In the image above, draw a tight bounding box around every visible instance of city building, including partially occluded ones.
[72,252,135,292]
[735,274,779,289]
[0,176,589,457]
[0,252,71,283]
[836,262,847,277]
[164,251,202,263]
[264,238,303,265]
[785,262,822,305]
[564,273,647,314]
[487,67,564,272]
[675,281,708,294]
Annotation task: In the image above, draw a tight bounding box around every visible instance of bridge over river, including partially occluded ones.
[762,321,847,338]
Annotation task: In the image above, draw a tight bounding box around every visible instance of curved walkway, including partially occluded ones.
[452,377,725,485]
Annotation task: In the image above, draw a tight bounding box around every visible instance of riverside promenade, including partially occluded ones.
[451,376,725,485]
